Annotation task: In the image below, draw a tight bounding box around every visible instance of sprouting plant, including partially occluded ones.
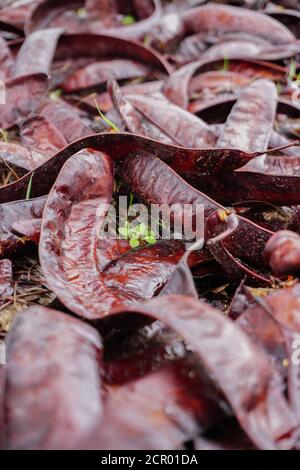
[93,98,120,132]
[276,82,283,95]
[143,34,151,46]
[121,15,136,25]
[129,192,134,207]
[77,7,86,19]
[221,57,230,72]
[49,89,62,101]
[0,129,8,143]
[114,176,123,193]
[26,172,34,200]
[118,221,157,248]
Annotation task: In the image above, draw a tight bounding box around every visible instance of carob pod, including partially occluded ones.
[264,230,300,275]
[216,79,277,153]
[107,295,297,449]
[182,4,295,45]
[0,305,104,450]
[0,73,49,129]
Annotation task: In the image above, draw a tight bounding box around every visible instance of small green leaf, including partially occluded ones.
[127,224,136,237]
[137,223,147,235]
[118,226,128,238]
[221,57,230,72]
[121,15,136,25]
[93,98,120,132]
[276,82,283,95]
[129,192,134,207]
[77,8,86,19]
[26,172,34,200]
[49,89,62,101]
[144,235,156,245]
[130,225,138,236]
[143,34,150,45]
[130,238,139,248]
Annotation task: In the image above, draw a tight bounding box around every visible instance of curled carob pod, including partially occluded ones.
[39,147,193,319]
[264,230,300,275]
[27,0,162,40]
[216,79,277,153]
[121,151,274,282]
[0,196,46,258]
[37,99,93,143]
[108,295,296,449]
[0,305,103,450]
[2,0,300,452]
[0,141,46,172]
[163,58,287,110]
[0,37,14,80]
[120,150,222,219]
[233,154,300,206]
[102,241,188,303]
[98,356,226,450]
[52,33,171,79]
[98,1,162,40]
[182,4,295,45]
[12,27,64,77]
[61,59,158,93]
[79,80,163,113]
[113,87,216,147]
[0,73,49,130]
[236,283,300,443]
[39,149,115,319]
[206,211,273,284]
[268,8,300,38]
[109,80,216,147]
[20,115,68,159]
[0,132,260,204]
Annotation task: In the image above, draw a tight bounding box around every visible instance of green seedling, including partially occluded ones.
[221,57,230,72]
[118,221,157,248]
[26,173,34,200]
[77,8,86,19]
[49,89,62,101]
[121,15,136,25]
[93,98,120,132]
